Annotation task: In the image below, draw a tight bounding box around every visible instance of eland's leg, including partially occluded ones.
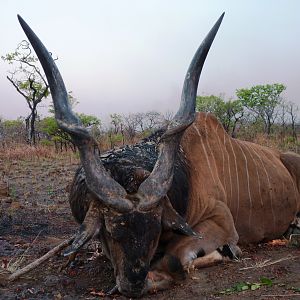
[146,201,240,291]
[167,201,240,268]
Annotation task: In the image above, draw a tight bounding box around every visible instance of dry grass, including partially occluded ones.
[246,134,300,154]
[0,134,299,162]
[0,144,79,162]
[252,134,281,149]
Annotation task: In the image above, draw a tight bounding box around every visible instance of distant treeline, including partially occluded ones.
[1,83,299,153]
[2,40,299,153]
[0,111,170,152]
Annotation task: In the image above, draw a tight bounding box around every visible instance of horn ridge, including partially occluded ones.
[176,12,225,126]
[18,15,132,212]
[138,13,224,210]
[17,15,80,130]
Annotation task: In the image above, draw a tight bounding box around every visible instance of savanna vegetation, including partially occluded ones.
[2,41,300,159]
[1,41,299,300]
[196,84,300,153]
[1,83,300,157]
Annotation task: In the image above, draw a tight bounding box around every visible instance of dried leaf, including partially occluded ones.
[191,276,200,280]
[90,289,106,297]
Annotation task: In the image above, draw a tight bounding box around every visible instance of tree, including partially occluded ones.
[163,110,174,125]
[236,83,286,135]
[108,113,124,147]
[223,99,244,137]
[78,113,102,152]
[134,112,146,133]
[2,40,50,145]
[196,95,244,137]
[110,113,123,134]
[144,111,164,131]
[1,119,26,145]
[286,101,299,141]
[39,113,101,151]
[77,113,101,128]
[123,114,139,142]
[196,95,226,118]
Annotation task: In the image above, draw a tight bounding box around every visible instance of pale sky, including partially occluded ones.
[1,0,300,121]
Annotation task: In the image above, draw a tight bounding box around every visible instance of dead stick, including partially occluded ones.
[240,255,297,270]
[8,235,75,281]
[261,294,300,298]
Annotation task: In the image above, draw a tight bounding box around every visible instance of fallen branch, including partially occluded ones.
[240,255,298,271]
[8,235,75,282]
[261,294,300,298]
[5,230,43,274]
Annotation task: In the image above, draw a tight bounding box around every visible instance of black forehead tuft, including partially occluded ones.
[72,128,190,221]
[101,129,190,216]
[110,212,161,259]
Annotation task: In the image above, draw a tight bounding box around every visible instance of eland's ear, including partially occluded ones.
[64,200,101,256]
[133,168,151,184]
[126,167,151,193]
[161,197,202,238]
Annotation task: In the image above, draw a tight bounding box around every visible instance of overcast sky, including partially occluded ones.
[1,0,300,121]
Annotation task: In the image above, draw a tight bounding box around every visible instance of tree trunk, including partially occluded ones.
[292,120,297,141]
[265,116,272,136]
[30,107,37,145]
[25,115,31,144]
[231,120,238,138]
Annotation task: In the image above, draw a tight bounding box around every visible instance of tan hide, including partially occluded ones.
[181,112,300,244]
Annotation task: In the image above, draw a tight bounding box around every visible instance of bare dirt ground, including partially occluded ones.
[0,157,299,300]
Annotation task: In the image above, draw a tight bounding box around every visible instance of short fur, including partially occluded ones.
[69,112,300,290]
[182,113,300,243]
[70,129,190,222]
[159,112,300,266]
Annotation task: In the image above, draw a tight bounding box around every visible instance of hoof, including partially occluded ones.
[289,234,300,248]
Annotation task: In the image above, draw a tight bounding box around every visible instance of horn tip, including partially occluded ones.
[17,14,23,23]
[218,12,225,23]
[17,14,27,29]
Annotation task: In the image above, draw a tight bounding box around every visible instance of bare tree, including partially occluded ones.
[278,100,288,141]
[144,111,164,131]
[123,114,139,142]
[107,114,124,148]
[134,112,146,133]
[110,113,123,134]
[287,101,299,141]
[163,110,174,126]
[2,40,50,145]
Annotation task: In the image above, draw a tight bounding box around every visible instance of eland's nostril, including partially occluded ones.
[118,282,145,298]
[119,287,144,298]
